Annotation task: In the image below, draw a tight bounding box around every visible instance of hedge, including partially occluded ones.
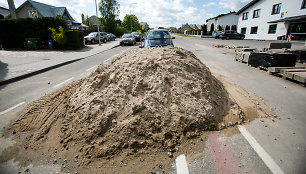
[63,30,84,50]
[0,17,68,48]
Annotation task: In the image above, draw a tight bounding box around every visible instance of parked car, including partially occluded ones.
[212,31,224,39]
[219,30,245,40]
[84,32,107,44]
[107,33,116,41]
[141,29,175,48]
[131,31,141,42]
[120,34,136,46]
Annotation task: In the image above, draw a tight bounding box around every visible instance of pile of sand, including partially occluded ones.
[9,47,238,164]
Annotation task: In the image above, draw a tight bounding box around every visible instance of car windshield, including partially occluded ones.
[88,33,96,37]
[146,30,171,40]
[122,34,132,38]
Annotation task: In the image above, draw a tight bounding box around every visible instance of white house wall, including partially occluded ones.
[207,18,217,31]
[238,0,306,40]
[217,13,238,29]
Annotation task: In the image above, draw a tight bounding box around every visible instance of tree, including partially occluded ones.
[122,14,141,33]
[83,15,96,31]
[225,25,230,30]
[202,24,207,35]
[210,23,214,34]
[231,25,237,31]
[217,25,223,31]
[99,0,119,33]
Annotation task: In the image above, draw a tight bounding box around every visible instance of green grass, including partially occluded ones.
[171,33,195,37]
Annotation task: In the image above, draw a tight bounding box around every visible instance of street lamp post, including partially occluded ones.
[130,3,137,33]
[95,0,101,46]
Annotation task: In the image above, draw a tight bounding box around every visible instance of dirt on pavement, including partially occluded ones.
[1,47,275,173]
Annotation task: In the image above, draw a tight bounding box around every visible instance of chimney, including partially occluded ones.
[7,0,17,19]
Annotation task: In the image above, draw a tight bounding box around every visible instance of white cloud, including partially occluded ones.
[203,0,248,10]
[218,0,249,10]
[119,0,206,28]
[0,0,8,8]
[203,2,218,7]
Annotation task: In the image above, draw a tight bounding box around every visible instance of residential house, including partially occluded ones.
[237,0,306,40]
[0,7,10,19]
[178,23,192,34]
[206,11,238,33]
[6,0,87,30]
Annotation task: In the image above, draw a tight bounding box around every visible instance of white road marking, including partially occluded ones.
[238,125,285,174]
[53,77,74,88]
[0,102,25,116]
[104,58,111,62]
[176,154,189,174]
[86,65,97,72]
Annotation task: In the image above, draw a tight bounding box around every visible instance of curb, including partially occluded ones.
[0,44,120,86]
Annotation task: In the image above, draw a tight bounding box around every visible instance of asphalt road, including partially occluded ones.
[0,45,132,112]
[173,36,306,174]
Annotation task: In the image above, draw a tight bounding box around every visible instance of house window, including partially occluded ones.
[272,3,281,14]
[250,27,258,34]
[253,9,260,18]
[268,24,277,34]
[302,0,306,9]
[28,10,38,18]
[242,12,249,20]
[241,27,247,34]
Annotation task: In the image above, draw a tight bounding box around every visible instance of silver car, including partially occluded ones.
[84,32,108,44]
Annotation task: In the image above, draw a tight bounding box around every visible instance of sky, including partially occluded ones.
[0,0,250,28]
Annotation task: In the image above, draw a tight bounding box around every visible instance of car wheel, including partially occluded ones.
[241,36,245,40]
[226,36,230,40]
[91,39,95,44]
[103,38,107,43]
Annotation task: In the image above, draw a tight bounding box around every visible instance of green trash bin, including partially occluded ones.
[25,38,42,49]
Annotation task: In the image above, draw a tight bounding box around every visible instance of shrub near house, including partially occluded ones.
[0,17,84,50]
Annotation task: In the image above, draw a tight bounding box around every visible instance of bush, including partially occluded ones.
[50,26,65,48]
[0,17,68,48]
[63,30,84,50]
[114,26,127,37]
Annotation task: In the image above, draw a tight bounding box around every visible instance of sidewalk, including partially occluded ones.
[0,40,119,85]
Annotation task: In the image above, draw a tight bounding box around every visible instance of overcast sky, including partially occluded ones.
[1,0,250,28]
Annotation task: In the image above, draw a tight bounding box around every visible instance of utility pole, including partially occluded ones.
[95,0,101,46]
[130,3,137,33]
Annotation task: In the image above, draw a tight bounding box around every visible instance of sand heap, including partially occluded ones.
[10,47,233,163]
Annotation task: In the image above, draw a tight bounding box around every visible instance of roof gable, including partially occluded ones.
[12,0,73,20]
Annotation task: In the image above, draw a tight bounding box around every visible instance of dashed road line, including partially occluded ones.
[0,102,25,116]
[238,125,285,174]
[176,154,189,174]
[104,58,111,62]
[86,65,97,72]
[53,77,74,88]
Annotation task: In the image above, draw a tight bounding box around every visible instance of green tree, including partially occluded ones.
[83,15,96,30]
[122,14,141,33]
[231,25,237,31]
[225,25,230,30]
[99,0,119,33]
[202,24,207,35]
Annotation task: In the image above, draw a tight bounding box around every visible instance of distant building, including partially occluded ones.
[0,7,10,19]
[237,0,306,40]
[206,11,238,32]
[6,0,87,30]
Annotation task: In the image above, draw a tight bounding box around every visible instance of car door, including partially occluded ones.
[232,31,239,39]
